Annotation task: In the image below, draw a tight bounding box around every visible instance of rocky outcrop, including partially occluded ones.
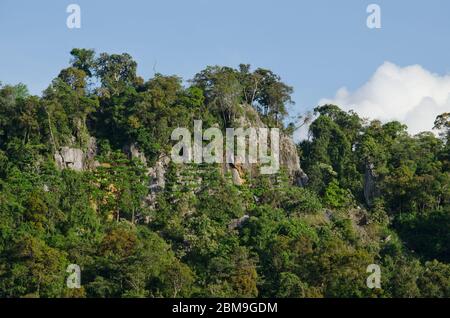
[279,134,309,187]
[53,103,309,212]
[85,137,99,166]
[54,137,99,171]
[228,214,250,230]
[54,147,85,171]
[146,154,171,209]
[364,162,378,206]
[230,164,244,186]
[123,143,171,210]
[229,104,308,187]
[124,143,147,165]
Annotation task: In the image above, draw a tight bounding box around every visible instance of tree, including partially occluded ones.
[192,66,242,126]
[253,68,293,127]
[70,48,95,77]
[0,49,448,299]
[94,52,141,96]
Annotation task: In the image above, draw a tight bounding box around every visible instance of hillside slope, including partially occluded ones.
[0,50,448,298]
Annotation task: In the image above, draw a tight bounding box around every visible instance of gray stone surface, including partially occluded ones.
[54,147,84,171]
[364,162,378,206]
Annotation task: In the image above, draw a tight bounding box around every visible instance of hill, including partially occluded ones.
[0,49,449,298]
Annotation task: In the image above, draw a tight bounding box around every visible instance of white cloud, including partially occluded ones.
[318,62,450,135]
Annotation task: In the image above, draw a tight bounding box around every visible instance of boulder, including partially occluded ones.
[54,147,84,171]
[54,137,99,171]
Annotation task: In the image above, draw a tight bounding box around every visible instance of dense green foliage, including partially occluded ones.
[0,50,448,298]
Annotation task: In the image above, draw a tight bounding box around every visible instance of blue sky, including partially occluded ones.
[1,0,450,128]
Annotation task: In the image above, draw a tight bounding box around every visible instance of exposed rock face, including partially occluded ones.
[279,134,309,187]
[85,137,98,160]
[235,105,265,128]
[146,155,170,208]
[124,143,147,165]
[230,164,244,186]
[228,215,250,230]
[364,162,378,206]
[53,104,309,213]
[85,137,100,169]
[294,170,309,187]
[279,134,300,174]
[54,147,85,171]
[228,104,309,187]
[54,137,99,171]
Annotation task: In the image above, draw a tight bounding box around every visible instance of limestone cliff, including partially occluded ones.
[228,104,308,186]
[53,104,308,205]
[364,162,379,207]
[54,137,99,171]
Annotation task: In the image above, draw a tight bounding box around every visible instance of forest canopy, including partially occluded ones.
[0,49,448,298]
